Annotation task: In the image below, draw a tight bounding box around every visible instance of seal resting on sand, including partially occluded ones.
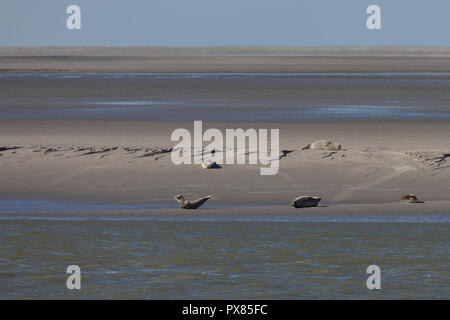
[401,194,419,203]
[291,196,321,208]
[175,195,211,209]
[302,140,341,150]
[202,159,220,169]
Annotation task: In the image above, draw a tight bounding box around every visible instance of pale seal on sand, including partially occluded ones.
[175,195,211,209]
[401,194,419,203]
[202,159,220,169]
[291,196,321,208]
[302,140,342,151]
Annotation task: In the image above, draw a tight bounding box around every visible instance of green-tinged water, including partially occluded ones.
[0,219,448,299]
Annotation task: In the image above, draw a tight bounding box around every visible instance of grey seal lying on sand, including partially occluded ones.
[302,140,341,150]
[202,159,220,169]
[401,194,419,203]
[175,195,211,209]
[291,196,321,208]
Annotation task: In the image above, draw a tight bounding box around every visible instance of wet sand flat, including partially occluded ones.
[1,73,450,123]
[1,201,450,220]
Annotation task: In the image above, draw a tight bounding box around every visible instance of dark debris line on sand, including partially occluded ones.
[79,147,118,156]
[135,147,173,158]
[0,146,22,152]
[279,149,295,160]
[405,151,450,170]
[0,145,173,160]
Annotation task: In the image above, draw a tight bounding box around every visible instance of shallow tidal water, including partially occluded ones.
[2,72,450,122]
[0,219,448,299]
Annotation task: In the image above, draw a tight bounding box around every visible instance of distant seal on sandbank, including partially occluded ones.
[302,140,341,151]
[202,159,220,169]
[175,195,211,209]
[401,194,419,203]
[291,196,321,208]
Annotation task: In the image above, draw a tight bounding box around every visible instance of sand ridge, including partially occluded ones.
[1,137,449,207]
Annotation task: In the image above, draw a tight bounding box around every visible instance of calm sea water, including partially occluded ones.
[1,219,448,299]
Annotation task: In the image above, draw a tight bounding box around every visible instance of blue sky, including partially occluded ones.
[1,0,449,46]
